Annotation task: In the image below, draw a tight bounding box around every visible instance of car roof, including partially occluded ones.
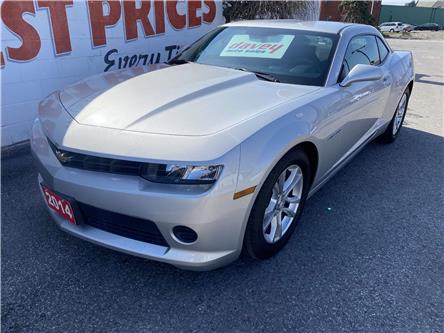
[223,20,363,34]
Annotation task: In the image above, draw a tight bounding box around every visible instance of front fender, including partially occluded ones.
[236,109,316,196]
[232,109,318,249]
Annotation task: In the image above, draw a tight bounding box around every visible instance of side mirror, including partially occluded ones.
[340,64,383,87]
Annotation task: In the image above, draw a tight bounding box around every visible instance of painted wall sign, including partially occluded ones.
[1,0,224,147]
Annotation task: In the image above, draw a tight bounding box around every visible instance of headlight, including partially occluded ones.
[141,164,223,184]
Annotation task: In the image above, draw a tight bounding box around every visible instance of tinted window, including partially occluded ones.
[376,37,389,62]
[173,27,339,86]
[339,35,380,81]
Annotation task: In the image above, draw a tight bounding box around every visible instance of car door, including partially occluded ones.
[317,35,391,177]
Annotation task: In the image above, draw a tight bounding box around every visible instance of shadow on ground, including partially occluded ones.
[2,127,443,332]
[415,73,444,87]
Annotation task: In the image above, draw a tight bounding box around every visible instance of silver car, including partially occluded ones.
[379,22,404,33]
[31,21,414,270]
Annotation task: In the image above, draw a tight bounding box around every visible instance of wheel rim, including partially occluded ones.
[393,93,407,135]
[262,165,303,244]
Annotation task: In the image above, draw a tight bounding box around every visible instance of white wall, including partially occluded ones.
[0,0,224,147]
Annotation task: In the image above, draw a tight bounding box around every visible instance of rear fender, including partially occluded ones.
[384,51,414,119]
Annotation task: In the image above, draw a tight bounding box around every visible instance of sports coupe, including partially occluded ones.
[31,21,414,270]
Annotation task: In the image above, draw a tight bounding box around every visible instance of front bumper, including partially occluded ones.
[31,119,251,270]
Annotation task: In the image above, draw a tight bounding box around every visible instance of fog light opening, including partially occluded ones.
[172,226,198,244]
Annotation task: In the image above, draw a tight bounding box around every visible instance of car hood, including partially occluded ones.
[59,63,320,136]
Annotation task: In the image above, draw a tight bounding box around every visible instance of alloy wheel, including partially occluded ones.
[262,165,303,244]
[393,92,408,135]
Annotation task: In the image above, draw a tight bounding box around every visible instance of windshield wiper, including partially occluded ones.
[167,59,192,65]
[234,68,280,82]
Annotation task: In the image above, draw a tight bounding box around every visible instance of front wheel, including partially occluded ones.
[243,149,311,259]
[379,87,410,143]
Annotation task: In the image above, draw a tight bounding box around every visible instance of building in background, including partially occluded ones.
[379,4,444,25]
[416,0,444,8]
[319,0,382,22]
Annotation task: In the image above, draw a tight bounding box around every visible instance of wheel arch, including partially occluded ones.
[294,141,319,187]
[407,80,414,93]
[237,137,320,202]
[275,141,319,189]
[236,113,320,198]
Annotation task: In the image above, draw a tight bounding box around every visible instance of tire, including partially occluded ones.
[390,29,394,32]
[379,87,410,144]
[243,148,311,259]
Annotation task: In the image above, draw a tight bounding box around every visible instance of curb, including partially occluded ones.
[1,140,31,160]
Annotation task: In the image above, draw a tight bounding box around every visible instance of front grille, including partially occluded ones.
[78,203,169,247]
[48,140,143,176]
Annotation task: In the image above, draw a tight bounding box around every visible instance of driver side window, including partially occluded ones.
[339,35,380,82]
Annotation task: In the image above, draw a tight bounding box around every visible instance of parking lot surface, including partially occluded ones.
[2,39,443,332]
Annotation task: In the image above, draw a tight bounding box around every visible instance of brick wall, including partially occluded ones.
[320,0,381,22]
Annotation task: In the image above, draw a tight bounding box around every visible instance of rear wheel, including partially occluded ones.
[379,87,410,143]
[243,149,311,259]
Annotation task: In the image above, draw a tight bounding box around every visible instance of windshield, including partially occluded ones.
[171,26,339,86]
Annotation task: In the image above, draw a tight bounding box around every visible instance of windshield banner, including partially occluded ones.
[220,35,294,59]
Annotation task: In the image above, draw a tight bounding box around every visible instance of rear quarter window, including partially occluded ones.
[376,38,389,63]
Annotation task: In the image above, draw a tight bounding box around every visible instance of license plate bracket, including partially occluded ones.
[40,184,81,225]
